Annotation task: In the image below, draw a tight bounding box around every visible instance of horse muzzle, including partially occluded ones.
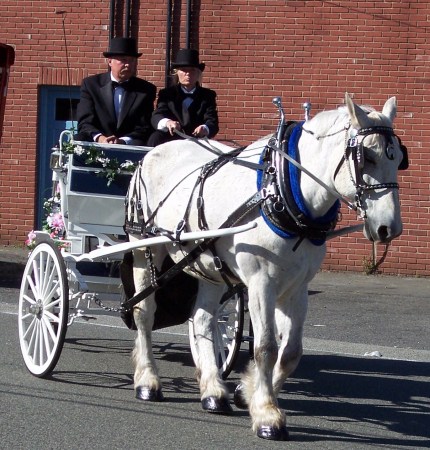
[363,219,403,243]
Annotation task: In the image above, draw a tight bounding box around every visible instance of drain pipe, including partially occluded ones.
[185,0,192,48]
[109,0,115,40]
[165,0,172,87]
[125,0,131,37]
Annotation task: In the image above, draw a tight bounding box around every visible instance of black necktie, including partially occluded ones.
[112,82,127,120]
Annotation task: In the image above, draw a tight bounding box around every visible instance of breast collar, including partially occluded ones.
[257,122,340,249]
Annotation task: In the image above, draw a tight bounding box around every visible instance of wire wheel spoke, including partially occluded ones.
[189,287,245,379]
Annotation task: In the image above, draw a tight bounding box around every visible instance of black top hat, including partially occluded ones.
[103,37,142,58]
[171,48,205,71]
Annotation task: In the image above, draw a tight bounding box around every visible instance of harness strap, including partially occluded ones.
[121,190,264,311]
[267,139,357,211]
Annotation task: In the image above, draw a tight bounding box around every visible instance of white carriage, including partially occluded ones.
[18,132,252,378]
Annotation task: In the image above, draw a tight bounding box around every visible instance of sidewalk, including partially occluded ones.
[2,243,430,293]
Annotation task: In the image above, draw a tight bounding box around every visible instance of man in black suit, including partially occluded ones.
[75,37,156,145]
[147,48,219,146]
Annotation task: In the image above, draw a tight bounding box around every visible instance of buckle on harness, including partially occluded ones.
[347,128,358,147]
[176,219,186,234]
[213,256,223,270]
[261,184,276,200]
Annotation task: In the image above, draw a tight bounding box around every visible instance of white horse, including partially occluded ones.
[124,93,405,440]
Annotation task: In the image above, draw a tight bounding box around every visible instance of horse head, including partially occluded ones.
[333,93,404,243]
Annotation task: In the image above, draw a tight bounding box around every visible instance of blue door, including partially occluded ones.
[37,86,80,228]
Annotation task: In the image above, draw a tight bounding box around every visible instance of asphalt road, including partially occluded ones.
[0,248,429,449]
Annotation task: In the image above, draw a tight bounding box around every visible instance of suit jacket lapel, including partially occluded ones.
[100,76,116,123]
[177,85,194,126]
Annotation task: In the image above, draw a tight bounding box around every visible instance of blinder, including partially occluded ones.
[348,126,408,171]
[396,136,409,170]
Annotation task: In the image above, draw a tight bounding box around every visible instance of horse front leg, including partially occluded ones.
[239,282,289,440]
[272,286,308,396]
[132,247,163,402]
[192,282,232,414]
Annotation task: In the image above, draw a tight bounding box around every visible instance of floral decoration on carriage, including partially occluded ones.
[25,140,139,250]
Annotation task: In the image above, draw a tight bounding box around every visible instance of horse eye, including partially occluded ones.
[385,143,395,160]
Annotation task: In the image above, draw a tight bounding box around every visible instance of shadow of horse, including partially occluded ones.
[53,336,428,445]
[277,354,430,445]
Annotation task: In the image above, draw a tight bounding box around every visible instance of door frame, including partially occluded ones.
[37,86,80,228]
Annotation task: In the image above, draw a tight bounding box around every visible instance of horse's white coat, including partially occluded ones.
[127,94,403,438]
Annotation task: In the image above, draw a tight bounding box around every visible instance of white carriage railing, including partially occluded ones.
[51,131,150,255]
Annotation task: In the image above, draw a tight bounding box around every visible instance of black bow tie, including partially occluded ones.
[112,81,128,90]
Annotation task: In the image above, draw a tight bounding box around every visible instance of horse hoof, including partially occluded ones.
[233,383,248,409]
[201,396,233,414]
[135,386,164,402]
[257,425,290,441]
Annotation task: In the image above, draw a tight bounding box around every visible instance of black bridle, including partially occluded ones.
[332,124,407,218]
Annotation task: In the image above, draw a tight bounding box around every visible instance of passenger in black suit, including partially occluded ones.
[147,48,219,147]
[75,37,156,146]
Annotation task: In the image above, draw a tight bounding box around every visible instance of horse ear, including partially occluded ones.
[345,92,371,129]
[382,97,397,123]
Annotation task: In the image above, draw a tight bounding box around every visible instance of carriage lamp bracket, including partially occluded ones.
[50,150,66,171]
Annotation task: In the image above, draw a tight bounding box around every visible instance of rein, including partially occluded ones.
[267,136,357,212]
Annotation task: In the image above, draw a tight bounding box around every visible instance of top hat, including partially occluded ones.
[171,48,205,71]
[103,37,142,58]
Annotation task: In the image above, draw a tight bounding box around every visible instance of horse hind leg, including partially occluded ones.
[192,282,233,414]
[132,246,164,402]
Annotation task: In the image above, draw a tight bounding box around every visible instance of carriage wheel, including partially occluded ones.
[189,287,245,380]
[18,241,69,377]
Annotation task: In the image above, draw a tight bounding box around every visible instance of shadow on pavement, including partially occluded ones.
[281,353,430,445]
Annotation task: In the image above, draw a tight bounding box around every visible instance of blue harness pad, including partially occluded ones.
[257,124,339,245]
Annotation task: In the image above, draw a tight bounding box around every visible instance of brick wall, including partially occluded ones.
[0,0,429,276]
